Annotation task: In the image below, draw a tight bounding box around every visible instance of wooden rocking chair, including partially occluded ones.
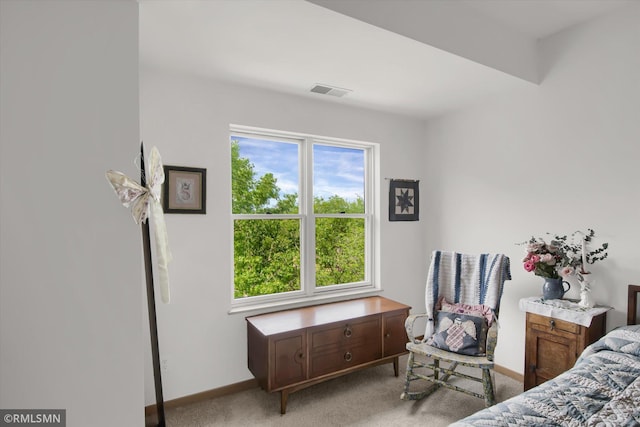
[401,251,511,407]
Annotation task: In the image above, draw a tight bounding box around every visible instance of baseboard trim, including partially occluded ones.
[145,364,523,415]
[494,364,524,383]
[144,378,258,416]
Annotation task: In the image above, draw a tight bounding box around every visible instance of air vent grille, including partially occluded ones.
[310,84,352,98]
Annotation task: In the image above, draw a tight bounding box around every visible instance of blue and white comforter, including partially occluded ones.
[452,325,640,426]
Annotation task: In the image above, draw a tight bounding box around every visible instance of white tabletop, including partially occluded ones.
[519,296,612,327]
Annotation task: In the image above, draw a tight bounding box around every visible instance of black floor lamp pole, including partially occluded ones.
[140,143,166,427]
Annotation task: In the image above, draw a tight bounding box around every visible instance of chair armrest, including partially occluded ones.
[405,313,431,344]
[485,322,498,361]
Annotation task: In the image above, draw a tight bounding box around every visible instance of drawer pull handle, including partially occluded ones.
[344,327,352,338]
[530,364,536,373]
[549,320,556,331]
[344,352,353,362]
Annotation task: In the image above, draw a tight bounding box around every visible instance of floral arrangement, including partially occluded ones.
[520,229,608,280]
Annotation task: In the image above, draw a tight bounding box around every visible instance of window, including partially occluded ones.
[230,125,378,308]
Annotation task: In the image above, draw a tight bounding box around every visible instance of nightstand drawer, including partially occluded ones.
[527,312,579,334]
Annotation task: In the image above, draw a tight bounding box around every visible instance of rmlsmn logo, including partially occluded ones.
[0,409,65,426]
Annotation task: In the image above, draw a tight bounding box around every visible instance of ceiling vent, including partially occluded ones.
[310,84,352,98]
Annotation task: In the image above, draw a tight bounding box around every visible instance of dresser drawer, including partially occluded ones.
[309,315,380,352]
[309,315,381,378]
[309,339,382,378]
[527,312,579,334]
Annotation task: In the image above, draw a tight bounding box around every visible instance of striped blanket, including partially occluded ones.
[424,251,511,338]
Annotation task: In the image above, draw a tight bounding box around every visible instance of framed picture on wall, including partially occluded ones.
[162,165,207,214]
[389,179,419,221]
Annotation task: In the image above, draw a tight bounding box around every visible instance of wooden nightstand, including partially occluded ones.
[520,297,610,391]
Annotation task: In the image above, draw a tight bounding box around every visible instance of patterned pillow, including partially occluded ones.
[427,311,488,356]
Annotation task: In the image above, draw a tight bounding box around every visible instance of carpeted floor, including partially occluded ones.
[147,355,523,426]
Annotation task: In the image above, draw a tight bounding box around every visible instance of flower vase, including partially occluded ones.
[542,277,570,300]
[578,274,595,308]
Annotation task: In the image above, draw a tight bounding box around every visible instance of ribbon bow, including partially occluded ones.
[106,146,172,303]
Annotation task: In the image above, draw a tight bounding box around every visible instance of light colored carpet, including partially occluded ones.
[153,355,522,426]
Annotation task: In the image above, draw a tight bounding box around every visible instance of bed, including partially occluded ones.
[451,285,640,426]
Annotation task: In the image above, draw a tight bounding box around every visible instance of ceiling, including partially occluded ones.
[139,0,632,119]
[457,0,631,39]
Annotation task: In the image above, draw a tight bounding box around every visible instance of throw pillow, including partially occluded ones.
[427,310,488,356]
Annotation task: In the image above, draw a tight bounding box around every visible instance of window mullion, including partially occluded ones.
[303,138,315,295]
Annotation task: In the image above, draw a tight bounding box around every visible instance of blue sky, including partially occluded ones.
[233,136,364,202]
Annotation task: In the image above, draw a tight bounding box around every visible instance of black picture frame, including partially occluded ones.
[162,165,207,214]
[389,179,419,221]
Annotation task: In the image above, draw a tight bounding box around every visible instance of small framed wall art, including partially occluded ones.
[389,179,419,221]
[162,165,207,214]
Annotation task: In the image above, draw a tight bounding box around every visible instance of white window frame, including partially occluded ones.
[229,125,381,312]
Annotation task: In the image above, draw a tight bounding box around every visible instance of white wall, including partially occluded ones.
[140,69,428,402]
[0,1,143,426]
[141,0,640,404]
[423,2,640,375]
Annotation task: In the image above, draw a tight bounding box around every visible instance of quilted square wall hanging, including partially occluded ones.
[389,179,419,221]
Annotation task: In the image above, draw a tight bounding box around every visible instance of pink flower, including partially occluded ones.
[540,253,556,265]
[530,254,541,263]
[523,260,536,272]
[560,266,574,277]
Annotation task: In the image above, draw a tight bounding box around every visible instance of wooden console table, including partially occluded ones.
[246,296,410,413]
